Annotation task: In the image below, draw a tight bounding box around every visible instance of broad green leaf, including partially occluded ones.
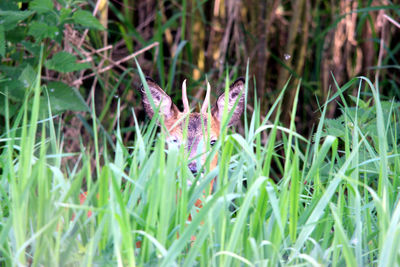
[0,1,19,11]
[19,64,37,89]
[0,79,25,101]
[41,81,89,114]
[72,10,105,30]
[28,21,59,42]
[5,26,25,43]
[29,0,54,14]
[60,8,72,22]
[21,41,41,56]
[0,94,19,116]
[0,71,26,116]
[0,10,34,30]
[45,51,90,73]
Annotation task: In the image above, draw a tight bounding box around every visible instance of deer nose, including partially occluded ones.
[188,162,198,175]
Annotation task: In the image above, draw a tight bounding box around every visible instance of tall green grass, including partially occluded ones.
[1,62,399,266]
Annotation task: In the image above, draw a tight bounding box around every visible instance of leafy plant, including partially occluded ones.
[0,0,106,126]
[321,86,400,185]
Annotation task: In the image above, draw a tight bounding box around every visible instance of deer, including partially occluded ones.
[139,77,245,194]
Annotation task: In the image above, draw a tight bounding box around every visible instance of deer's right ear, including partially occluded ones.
[211,78,245,127]
[139,78,178,120]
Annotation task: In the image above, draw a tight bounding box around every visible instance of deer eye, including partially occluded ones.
[210,140,217,146]
[168,137,180,145]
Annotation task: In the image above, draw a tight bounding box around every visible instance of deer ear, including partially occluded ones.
[212,78,245,126]
[139,78,178,120]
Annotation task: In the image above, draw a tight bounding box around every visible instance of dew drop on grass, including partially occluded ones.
[50,88,55,92]
[284,53,291,60]
[114,94,119,98]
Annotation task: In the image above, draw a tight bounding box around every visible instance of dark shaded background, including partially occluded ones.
[3,0,398,151]
[110,0,399,136]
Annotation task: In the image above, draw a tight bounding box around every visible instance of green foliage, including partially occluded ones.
[29,0,54,14]
[0,0,399,266]
[323,100,400,146]
[40,82,89,114]
[28,21,59,42]
[45,52,91,73]
[72,10,105,30]
[0,0,103,130]
[0,10,34,30]
[1,65,400,265]
[322,98,400,177]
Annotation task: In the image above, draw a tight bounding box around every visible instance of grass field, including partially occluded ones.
[1,61,399,266]
[1,1,399,266]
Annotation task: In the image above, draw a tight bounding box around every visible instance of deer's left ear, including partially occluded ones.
[139,78,178,121]
[212,78,245,126]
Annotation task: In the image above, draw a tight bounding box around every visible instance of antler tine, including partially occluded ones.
[182,79,190,113]
[201,80,211,114]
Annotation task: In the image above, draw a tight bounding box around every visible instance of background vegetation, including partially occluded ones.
[1,0,400,143]
[0,0,400,266]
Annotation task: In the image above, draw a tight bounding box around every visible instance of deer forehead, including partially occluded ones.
[168,113,219,139]
[187,113,206,133]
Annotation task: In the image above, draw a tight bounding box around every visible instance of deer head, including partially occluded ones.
[139,77,245,176]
